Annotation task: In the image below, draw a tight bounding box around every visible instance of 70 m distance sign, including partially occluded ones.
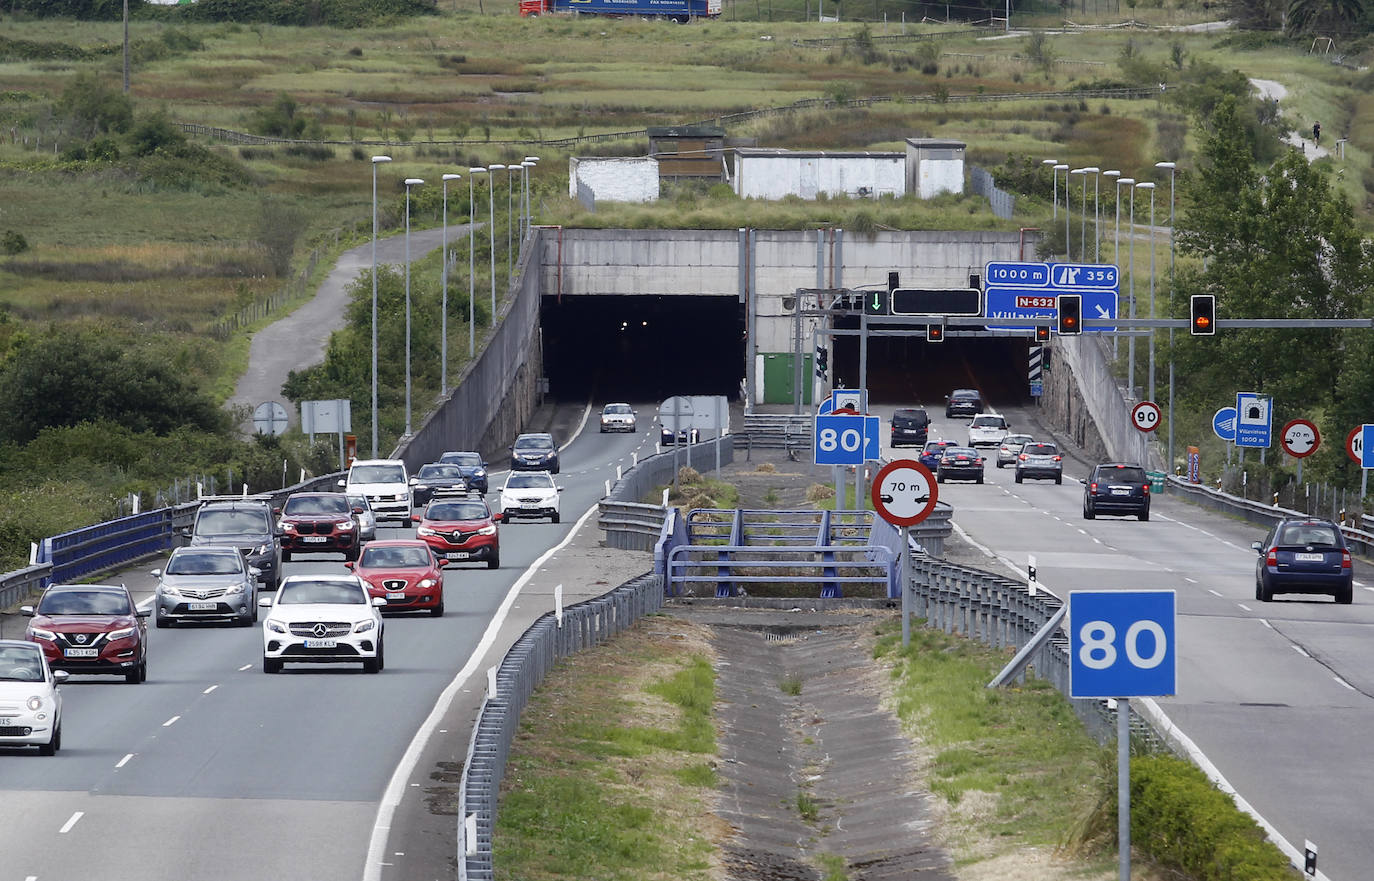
[871,459,938,527]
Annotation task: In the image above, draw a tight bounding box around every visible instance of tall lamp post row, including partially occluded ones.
[366,155,540,448]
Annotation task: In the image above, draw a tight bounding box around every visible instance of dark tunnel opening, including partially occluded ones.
[541,295,746,402]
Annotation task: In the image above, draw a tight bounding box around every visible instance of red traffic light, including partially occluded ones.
[1190,295,1216,336]
[1035,325,1050,342]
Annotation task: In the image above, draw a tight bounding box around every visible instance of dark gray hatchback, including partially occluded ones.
[945,389,982,418]
[1082,463,1150,520]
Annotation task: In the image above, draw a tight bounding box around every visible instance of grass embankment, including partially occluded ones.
[496,613,1300,881]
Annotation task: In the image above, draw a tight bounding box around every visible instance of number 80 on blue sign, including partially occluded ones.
[1068,590,1176,699]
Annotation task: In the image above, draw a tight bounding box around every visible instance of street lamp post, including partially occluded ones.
[1069,168,1084,260]
[403,178,424,437]
[1137,181,1156,403]
[440,173,461,396]
[1043,159,1059,219]
[1112,174,1133,362]
[1081,166,1100,262]
[488,164,506,320]
[1127,181,1138,399]
[505,164,515,280]
[369,155,392,459]
[468,167,487,358]
[1156,161,1177,472]
[522,156,539,238]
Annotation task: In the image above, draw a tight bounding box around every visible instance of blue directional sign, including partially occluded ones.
[983,261,1118,331]
[984,261,1118,289]
[1361,425,1374,469]
[1069,590,1176,699]
[985,261,1050,288]
[1213,407,1237,442]
[817,389,867,416]
[1235,392,1272,449]
[814,414,881,466]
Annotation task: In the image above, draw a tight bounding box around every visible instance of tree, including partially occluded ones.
[1285,0,1368,35]
[56,71,133,139]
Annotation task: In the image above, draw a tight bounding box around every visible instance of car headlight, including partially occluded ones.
[337,520,355,531]
[224,582,246,596]
[478,523,497,536]
[418,578,437,589]
[108,626,136,641]
[28,627,56,642]
[266,619,286,634]
[354,619,375,633]
[27,695,43,711]
[253,545,271,557]
[160,585,182,597]
[279,521,293,532]
[416,526,436,537]
[473,469,485,478]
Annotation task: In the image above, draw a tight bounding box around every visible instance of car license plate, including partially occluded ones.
[386,591,407,600]
[187,602,218,611]
[1295,552,1324,562]
[64,648,99,658]
[303,639,337,649]
[447,551,470,560]
[1111,488,1129,495]
[303,536,328,543]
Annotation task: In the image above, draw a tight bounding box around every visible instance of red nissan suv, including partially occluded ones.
[23,583,149,683]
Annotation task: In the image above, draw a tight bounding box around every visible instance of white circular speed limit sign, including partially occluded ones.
[1131,401,1162,433]
[871,459,938,527]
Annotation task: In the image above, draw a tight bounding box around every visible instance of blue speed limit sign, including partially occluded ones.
[1069,591,1176,698]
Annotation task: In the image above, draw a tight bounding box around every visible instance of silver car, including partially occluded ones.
[347,493,378,543]
[996,434,1035,468]
[152,546,260,628]
[1014,442,1064,484]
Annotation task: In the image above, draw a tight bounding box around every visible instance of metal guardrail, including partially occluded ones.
[596,436,735,551]
[456,572,664,881]
[0,564,53,612]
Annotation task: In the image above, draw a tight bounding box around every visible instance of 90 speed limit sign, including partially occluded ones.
[1131,401,1162,433]
[870,459,939,527]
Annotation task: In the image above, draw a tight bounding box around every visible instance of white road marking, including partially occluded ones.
[203,685,218,694]
[25,875,37,881]
[58,812,83,834]
[1291,645,1310,658]
[1238,603,1253,612]
[1260,617,1272,628]
[1077,528,1088,535]
[1221,541,1245,551]
[1184,577,1198,584]
[115,753,134,769]
[238,664,252,671]
[1334,676,1356,691]
[162,715,180,727]
[1207,589,1222,597]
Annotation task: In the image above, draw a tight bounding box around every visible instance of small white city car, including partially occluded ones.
[260,575,386,674]
[499,471,563,523]
[0,639,67,755]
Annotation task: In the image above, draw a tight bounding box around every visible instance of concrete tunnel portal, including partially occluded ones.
[540,294,1033,409]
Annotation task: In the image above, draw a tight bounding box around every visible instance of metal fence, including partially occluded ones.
[597,436,736,551]
[456,572,664,881]
[969,165,1014,220]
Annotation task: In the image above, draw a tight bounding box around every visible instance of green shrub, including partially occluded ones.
[0,231,28,256]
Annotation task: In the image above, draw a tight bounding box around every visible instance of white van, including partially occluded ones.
[340,459,410,524]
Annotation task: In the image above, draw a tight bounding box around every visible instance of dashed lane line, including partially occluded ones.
[58,812,83,834]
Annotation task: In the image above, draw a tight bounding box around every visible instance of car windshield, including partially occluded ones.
[360,545,433,568]
[1279,524,1339,547]
[426,501,490,520]
[197,509,269,534]
[972,416,1004,428]
[604,404,633,415]
[38,588,132,616]
[894,409,926,424]
[418,464,465,479]
[0,646,45,681]
[347,495,371,511]
[945,447,978,457]
[1023,444,1058,456]
[277,580,366,605]
[283,495,349,515]
[514,436,554,451]
[507,473,554,490]
[1099,466,1146,483]
[167,552,242,575]
[351,464,405,483]
[441,452,482,467]
[1004,435,1034,446]
[952,391,978,400]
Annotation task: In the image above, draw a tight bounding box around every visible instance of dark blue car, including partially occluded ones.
[439,451,489,494]
[1253,519,1353,604]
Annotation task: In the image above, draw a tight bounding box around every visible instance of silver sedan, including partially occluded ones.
[152,546,260,628]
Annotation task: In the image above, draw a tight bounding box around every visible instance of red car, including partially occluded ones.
[277,492,360,562]
[22,583,149,683]
[346,539,446,616]
[412,497,502,569]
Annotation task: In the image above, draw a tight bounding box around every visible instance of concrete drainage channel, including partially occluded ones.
[674,603,956,881]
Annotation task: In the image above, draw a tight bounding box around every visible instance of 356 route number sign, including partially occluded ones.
[1131,401,1161,433]
[871,459,938,527]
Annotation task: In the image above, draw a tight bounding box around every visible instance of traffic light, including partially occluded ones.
[815,345,829,378]
[1057,294,1082,335]
[1035,325,1050,342]
[926,320,945,343]
[1190,294,1216,335]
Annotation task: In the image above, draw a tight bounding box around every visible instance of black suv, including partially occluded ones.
[1082,463,1150,521]
[180,499,284,589]
[945,389,982,418]
[890,408,930,448]
[510,433,560,473]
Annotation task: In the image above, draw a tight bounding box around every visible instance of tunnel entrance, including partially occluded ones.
[541,295,745,402]
[830,314,1030,408]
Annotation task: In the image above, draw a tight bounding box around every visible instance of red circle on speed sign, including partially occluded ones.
[1280,419,1320,458]
[1348,426,1364,465]
[1131,401,1162,433]
[871,459,939,527]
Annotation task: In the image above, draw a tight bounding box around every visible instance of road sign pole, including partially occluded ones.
[859,308,869,393]
[900,524,911,647]
[837,465,846,510]
[1119,697,1131,881]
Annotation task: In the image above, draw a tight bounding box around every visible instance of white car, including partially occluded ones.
[346,493,378,543]
[968,413,1010,448]
[259,575,386,674]
[599,402,637,433]
[500,471,563,523]
[340,458,410,524]
[0,639,66,755]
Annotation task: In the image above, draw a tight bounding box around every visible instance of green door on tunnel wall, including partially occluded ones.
[762,353,813,405]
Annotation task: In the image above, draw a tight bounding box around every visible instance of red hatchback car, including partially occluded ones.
[412,498,502,569]
[22,583,149,683]
[277,492,361,562]
[347,539,446,616]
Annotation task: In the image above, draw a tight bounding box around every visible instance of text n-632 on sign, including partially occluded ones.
[1069,590,1176,699]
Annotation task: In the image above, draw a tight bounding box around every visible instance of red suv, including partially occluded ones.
[412,498,502,569]
[22,583,149,683]
[277,492,361,562]
[347,539,446,616]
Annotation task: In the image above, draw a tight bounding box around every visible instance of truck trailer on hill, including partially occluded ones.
[518,0,721,20]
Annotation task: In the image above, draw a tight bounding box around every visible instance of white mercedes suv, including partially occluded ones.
[259,575,386,674]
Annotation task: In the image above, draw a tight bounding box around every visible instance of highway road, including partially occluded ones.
[0,406,660,881]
